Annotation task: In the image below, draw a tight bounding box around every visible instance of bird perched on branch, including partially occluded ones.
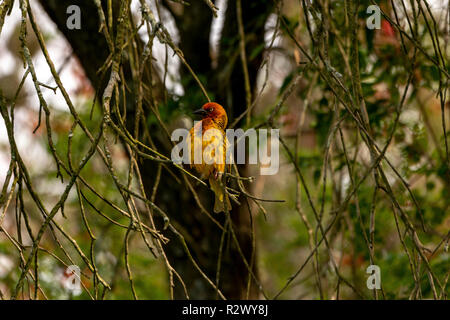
[189,102,232,213]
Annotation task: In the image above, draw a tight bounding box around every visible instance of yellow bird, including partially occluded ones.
[189,102,232,213]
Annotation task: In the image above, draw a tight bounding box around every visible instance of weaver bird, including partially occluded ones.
[189,102,232,213]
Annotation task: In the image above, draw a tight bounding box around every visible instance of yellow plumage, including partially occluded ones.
[189,103,232,213]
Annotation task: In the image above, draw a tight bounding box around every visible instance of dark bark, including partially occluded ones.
[38,0,271,299]
[216,0,272,118]
[38,0,112,90]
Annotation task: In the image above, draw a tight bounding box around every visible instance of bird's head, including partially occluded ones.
[193,102,228,129]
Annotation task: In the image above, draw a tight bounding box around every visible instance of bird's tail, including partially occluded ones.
[209,177,232,213]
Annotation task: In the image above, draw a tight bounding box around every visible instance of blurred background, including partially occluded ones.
[0,0,449,299]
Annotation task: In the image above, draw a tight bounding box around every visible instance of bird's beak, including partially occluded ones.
[193,108,208,116]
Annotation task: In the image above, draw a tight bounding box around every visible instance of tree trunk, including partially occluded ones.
[39,0,271,299]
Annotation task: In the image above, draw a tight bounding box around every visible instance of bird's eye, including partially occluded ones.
[209,108,214,112]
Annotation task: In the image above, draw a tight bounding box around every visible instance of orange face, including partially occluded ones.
[193,102,228,129]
